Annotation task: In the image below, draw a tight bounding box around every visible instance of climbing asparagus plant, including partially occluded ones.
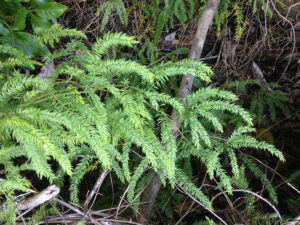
[0,32,284,223]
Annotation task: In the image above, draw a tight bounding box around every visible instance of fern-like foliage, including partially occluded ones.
[35,24,86,47]
[0,45,41,70]
[95,0,128,32]
[0,32,285,223]
[213,0,231,36]
[232,2,248,41]
[249,0,273,17]
[193,217,217,225]
[92,32,138,57]
[214,0,273,40]
[229,79,291,125]
[129,0,198,47]
[161,0,196,28]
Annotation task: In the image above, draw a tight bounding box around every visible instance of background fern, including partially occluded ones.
[95,0,128,32]
[229,79,291,125]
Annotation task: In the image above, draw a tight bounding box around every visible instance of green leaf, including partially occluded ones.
[0,32,50,57]
[31,0,55,4]
[0,23,10,35]
[12,7,27,30]
[34,2,67,19]
[17,32,50,57]
[5,0,29,2]
[193,77,202,89]
[153,11,166,46]
[166,47,190,59]
[0,1,21,14]
[30,14,51,31]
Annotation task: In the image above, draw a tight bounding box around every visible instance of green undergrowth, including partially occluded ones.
[0,30,285,223]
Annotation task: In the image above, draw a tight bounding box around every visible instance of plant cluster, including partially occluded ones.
[0,0,296,223]
[94,0,275,46]
[0,29,285,223]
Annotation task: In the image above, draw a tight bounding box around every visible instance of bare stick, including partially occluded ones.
[269,0,295,76]
[48,201,68,225]
[286,215,300,225]
[84,169,110,208]
[16,185,60,211]
[246,154,300,194]
[138,172,162,223]
[176,183,227,225]
[286,2,300,19]
[53,198,85,216]
[211,189,282,221]
[174,201,195,225]
[15,206,36,222]
[115,185,130,218]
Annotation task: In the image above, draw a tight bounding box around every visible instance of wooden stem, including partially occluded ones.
[138,0,221,222]
[84,169,110,208]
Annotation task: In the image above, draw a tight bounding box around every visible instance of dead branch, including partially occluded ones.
[16,185,60,211]
[84,169,110,208]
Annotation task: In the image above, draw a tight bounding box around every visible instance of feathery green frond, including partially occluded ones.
[160,119,177,179]
[35,24,86,48]
[187,87,238,105]
[189,113,211,148]
[174,0,187,26]
[229,80,290,125]
[0,45,41,69]
[114,0,128,26]
[144,91,184,114]
[225,147,239,176]
[233,2,248,41]
[121,143,131,182]
[198,100,253,126]
[0,72,48,104]
[92,33,138,56]
[86,59,154,83]
[153,59,212,85]
[95,0,128,32]
[176,169,212,208]
[127,159,149,202]
[46,39,88,60]
[227,126,284,161]
[70,155,97,203]
[241,154,278,203]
